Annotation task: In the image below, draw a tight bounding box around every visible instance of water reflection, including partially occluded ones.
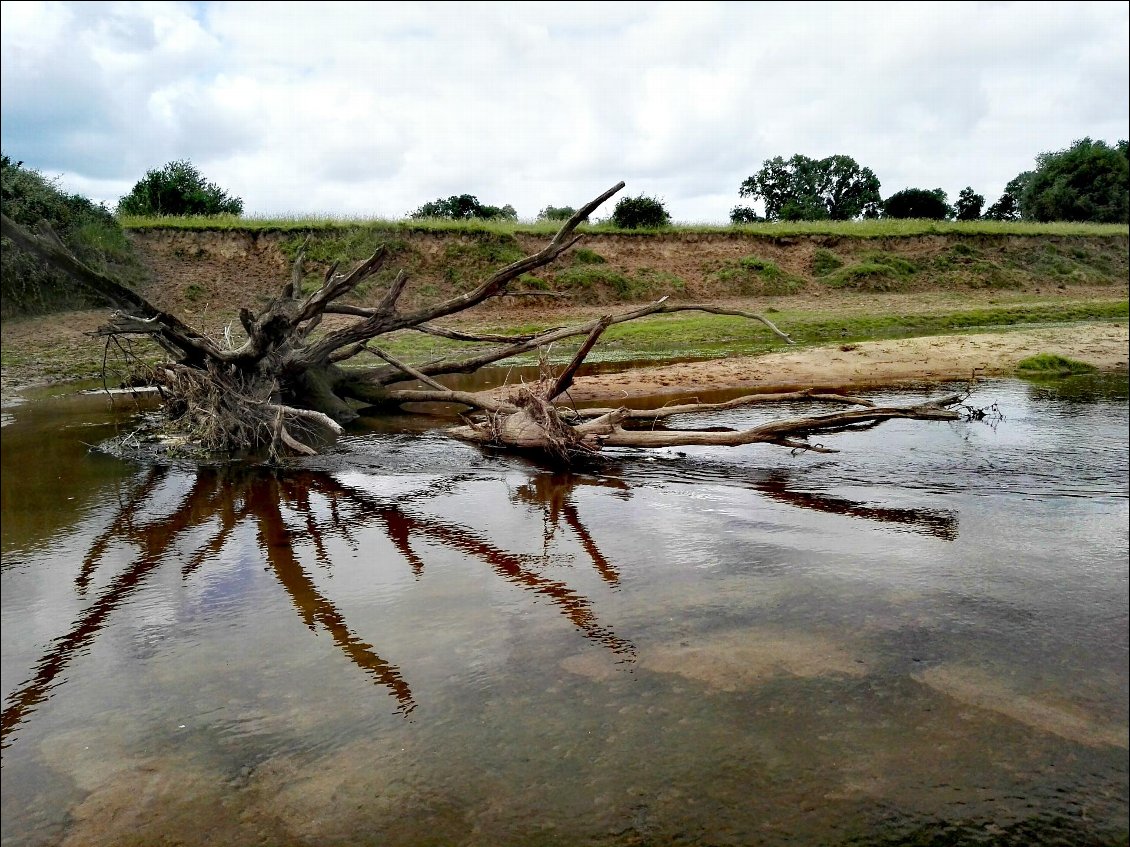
[2,464,641,746]
[618,459,961,540]
[752,469,959,540]
[1,452,969,749]
[510,472,631,584]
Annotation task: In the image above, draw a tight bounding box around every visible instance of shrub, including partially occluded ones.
[810,248,844,276]
[537,205,577,221]
[882,188,951,220]
[710,256,805,296]
[410,194,516,221]
[1016,353,1097,375]
[2,154,139,316]
[729,205,761,224]
[823,253,920,292]
[117,159,243,216]
[554,265,683,302]
[571,247,606,265]
[611,194,671,229]
[823,263,908,291]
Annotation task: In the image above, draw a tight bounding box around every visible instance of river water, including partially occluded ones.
[1,375,1127,846]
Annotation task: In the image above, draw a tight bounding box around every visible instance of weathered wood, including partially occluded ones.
[2,184,973,462]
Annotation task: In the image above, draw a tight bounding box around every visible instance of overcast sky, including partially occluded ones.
[2,1,1127,222]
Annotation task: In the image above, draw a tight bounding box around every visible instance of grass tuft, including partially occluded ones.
[1015,353,1098,375]
[709,256,805,295]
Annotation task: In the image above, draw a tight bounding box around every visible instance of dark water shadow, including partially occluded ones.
[1,464,636,748]
[597,454,961,541]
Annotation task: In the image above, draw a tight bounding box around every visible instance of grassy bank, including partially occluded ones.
[119,214,1128,239]
[2,294,1126,391]
[370,297,1130,366]
[3,221,1126,390]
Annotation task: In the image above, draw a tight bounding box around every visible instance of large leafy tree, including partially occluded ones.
[1018,138,1129,223]
[117,160,243,217]
[882,187,951,220]
[738,154,882,221]
[410,194,517,221]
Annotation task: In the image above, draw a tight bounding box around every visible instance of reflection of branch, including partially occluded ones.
[756,470,958,540]
[4,465,637,747]
[76,466,169,592]
[654,462,959,540]
[378,508,427,577]
[321,474,634,657]
[3,470,232,747]
[393,508,635,657]
[247,481,415,714]
[3,549,163,747]
[511,472,629,584]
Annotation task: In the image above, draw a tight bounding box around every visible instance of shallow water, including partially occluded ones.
[1,375,1127,846]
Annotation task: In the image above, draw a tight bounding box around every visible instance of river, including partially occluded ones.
[1,374,1127,846]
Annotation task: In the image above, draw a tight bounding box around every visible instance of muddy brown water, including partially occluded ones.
[1,374,1127,846]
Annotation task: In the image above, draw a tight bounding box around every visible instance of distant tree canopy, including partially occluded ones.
[117,159,243,217]
[883,187,951,220]
[952,187,985,221]
[410,194,517,221]
[537,205,577,221]
[728,206,762,224]
[738,154,882,221]
[1,154,139,316]
[1018,138,1129,223]
[611,194,671,229]
[984,172,1030,221]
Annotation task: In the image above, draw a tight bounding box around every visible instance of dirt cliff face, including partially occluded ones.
[126,227,1129,336]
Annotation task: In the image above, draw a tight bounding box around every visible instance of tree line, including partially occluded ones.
[10,137,1127,231]
[729,138,1128,225]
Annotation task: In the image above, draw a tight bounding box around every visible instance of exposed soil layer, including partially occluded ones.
[121,228,1128,328]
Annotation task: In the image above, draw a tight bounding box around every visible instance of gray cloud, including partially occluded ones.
[2,1,1126,221]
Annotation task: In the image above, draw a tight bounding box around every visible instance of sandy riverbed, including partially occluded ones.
[562,323,1129,403]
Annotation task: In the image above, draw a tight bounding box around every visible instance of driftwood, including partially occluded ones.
[2,181,964,461]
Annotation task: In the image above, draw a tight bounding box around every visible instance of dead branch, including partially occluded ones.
[563,389,877,422]
[448,396,961,455]
[547,316,613,401]
[335,297,791,396]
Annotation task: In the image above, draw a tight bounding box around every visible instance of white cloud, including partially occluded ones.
[2,0,1127,221]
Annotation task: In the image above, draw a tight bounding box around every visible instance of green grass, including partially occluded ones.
[552,265,685,302]
[708,256,805,295]
[822,252,924,291]
[571,247,606,265]
[1015,353,1099,375]
[824,263,911,292]
[810,248,844,276]
[119,214,1129,239]
[365,299,1129,367]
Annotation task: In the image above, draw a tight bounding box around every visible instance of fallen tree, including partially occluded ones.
[1,182,965,461]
